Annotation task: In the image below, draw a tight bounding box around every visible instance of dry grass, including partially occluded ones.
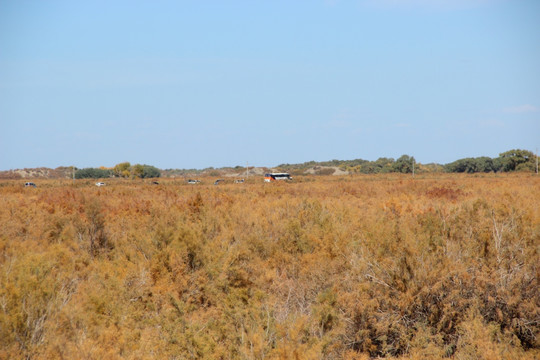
[1,174,538,359]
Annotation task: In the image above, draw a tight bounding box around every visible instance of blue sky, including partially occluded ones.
[1,0,538,170]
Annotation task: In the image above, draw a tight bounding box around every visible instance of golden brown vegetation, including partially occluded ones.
[0,174,538,359]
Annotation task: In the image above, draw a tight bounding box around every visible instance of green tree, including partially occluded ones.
[445,158,479,173]
[497,149,535,172]
[445,157,496,173]
[357,162,379,174]
[374,157,395,173]
[475,157,495,172]
[393,155,415,173]
[141,165,161,178]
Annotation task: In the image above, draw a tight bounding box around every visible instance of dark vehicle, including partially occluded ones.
[214,179,224,185]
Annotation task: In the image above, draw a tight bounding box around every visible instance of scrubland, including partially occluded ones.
[0,174,538,359]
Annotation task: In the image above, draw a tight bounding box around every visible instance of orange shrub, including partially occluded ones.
[0,174,538,359]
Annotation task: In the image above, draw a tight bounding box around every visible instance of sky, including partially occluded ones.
[1,0,539,170]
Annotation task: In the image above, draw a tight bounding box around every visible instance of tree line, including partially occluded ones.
[75,162,160,179]
[278,149,536,175]
[444,149,536,173]
[278,155,421,175]
[73,149,537,179]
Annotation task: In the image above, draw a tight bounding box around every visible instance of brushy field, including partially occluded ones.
[0,174,538,359]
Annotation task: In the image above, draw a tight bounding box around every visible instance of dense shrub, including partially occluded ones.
[140,164,161,178]
[445,149,536,173]
[74,167,113,179]
[0,175,538,359]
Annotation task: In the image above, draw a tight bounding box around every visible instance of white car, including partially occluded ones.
[95,182,106,187]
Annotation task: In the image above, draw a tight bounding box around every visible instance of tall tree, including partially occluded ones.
[393,155,415,173]
[497,149,535,172]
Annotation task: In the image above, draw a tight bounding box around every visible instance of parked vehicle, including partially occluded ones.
[264,173,292,182]
[95,182,106,187]
[187,179,201,184]
[214,179,224,185]
[24,182,36,188]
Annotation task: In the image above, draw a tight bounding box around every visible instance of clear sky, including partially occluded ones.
[1,0,539,170]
